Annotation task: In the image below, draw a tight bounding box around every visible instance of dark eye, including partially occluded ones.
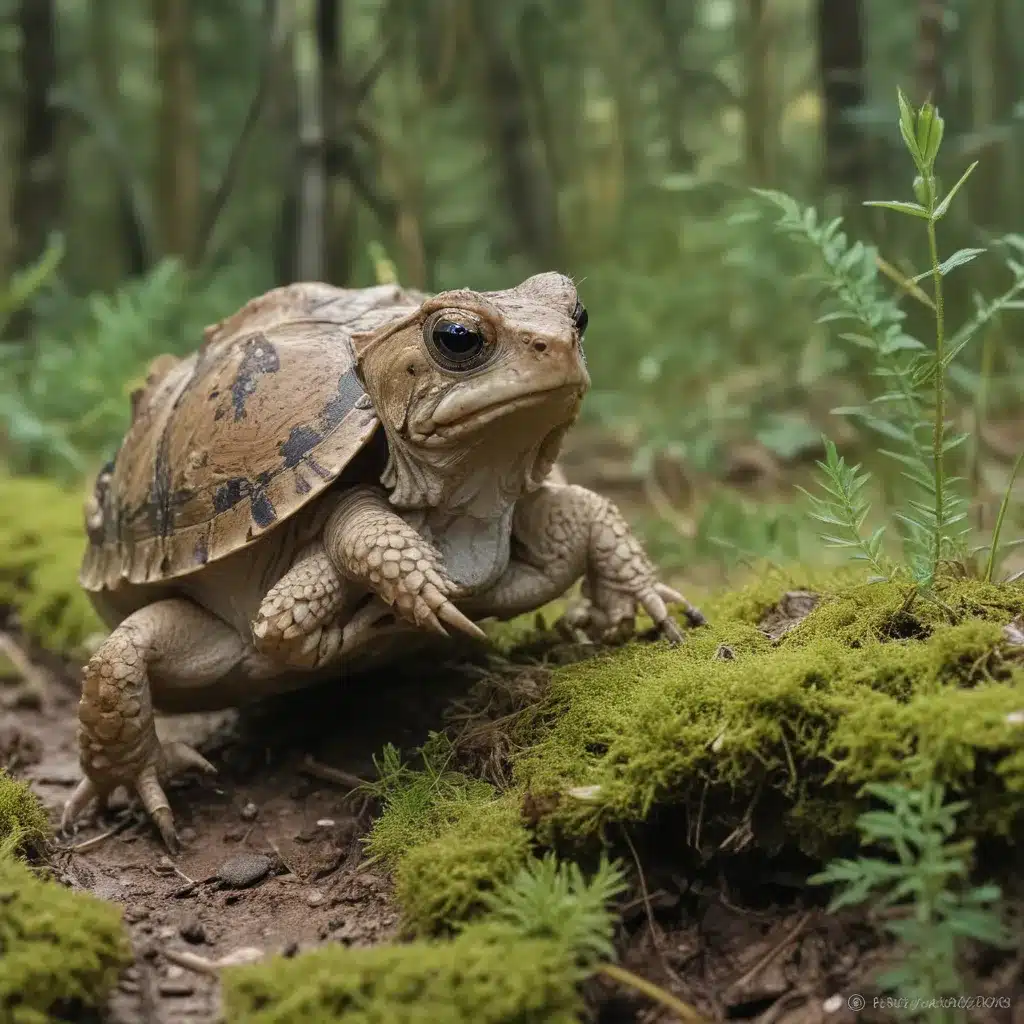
[573,301,588,337]
[425,314,489,370]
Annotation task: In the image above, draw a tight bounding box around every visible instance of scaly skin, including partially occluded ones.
[471,483,703,642]
[62,599,228,852]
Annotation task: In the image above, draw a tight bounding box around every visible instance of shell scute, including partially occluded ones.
[80,283,425,591]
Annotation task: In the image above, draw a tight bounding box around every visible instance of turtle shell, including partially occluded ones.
[80,282,427,592]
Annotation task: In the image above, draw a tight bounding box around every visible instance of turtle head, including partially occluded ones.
[352,272,590,510]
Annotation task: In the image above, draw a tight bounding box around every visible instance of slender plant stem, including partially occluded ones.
[598,963,707,1023]
[926,214,946,580]
[984,449,1024,582]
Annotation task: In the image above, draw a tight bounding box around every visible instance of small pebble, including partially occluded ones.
[283,941,300,958]
[216,852,273,889]
[223,828,245,843]
[179,827,197,844]
[165,965,185,981]
[217,946,264,967]
[316,818,335,828]
[240,801,259,822]
[179,917,206,944]
[157,926,177,940]
[305,889,326,908]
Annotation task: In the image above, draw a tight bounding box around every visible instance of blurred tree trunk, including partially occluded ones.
[470,0,559,266]
[653,0,695,170]
[916,0,945,107]
[91,0,148,277]
[153,0,199,264]
[318,0,355,284]
[11,0,60,269]
[742,0,771,184]
[816,0,867,191]
[967,0,1017,229]
[7,0,61,338]
[292,0,325,280]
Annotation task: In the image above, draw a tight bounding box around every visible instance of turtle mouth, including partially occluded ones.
[429,382,583,437]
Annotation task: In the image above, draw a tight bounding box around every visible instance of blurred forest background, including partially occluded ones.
[3,0,1024,581]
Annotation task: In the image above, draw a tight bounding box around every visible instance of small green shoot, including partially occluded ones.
[471,853,626,966]
[797,437,892,580]
[810,782,1011,1022]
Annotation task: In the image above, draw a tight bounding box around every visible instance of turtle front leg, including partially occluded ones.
[472,482,704,643]
[319,486,486,642]
[62,598,244,852]
[252,541,348,669]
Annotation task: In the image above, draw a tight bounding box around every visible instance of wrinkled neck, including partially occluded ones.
[379,427,547,519]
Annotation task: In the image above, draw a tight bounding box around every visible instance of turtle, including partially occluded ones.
[62,272,704,851]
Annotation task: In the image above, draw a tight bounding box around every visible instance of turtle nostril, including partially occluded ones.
[532,341,547,353]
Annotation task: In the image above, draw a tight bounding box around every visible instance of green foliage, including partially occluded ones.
[0,771,51,861]
[799,438,891,578]
[756,92,1024,588]
[811,783,1012,1022]
[0,852,132,1024]
[0,474,103,652]
[471,853,626,967]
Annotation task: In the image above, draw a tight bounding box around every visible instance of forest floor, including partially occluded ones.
[3,433,1023,1024]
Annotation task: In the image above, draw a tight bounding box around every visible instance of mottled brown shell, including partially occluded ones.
[80,282,427,592]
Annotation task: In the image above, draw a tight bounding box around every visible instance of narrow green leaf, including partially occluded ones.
[863,200,930,219]
[932,161,979,220]
[936,247,986,277]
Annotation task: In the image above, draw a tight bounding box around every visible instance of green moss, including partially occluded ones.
[362,744,532,935]
[395,796,531,934]
[222,928,583,1024]
[0,853,132,1024]
[0,771,51,859]
[509,577,1024,852]
[0,474,103,653]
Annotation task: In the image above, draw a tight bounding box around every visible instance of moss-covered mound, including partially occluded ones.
[362,569,1024,936]
[0,776,131,1024]
[0,474,102,652]
[0,770,51,858]
[0,854,132,1024]
[222,929,583,1024]
[515,575,1024,851]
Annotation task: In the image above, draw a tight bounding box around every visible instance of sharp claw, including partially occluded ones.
[661,617,686,645]
[137,767,179,853]
[437,602,487,641]
[61,777,98,833]
[165,741,217,776]
[683,604,708,628]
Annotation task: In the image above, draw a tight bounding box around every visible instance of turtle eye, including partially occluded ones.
[425,313,490,371]
[572,301,588,338]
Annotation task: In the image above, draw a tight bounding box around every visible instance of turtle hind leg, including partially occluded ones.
[62,598,244,853]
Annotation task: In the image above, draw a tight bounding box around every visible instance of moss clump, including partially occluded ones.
[222,928,582,1024]
[395,796,531,934]
[362,742,532,935]
[510,577,1024,854]
[0,474,103,653]
[0,771,51,859]
[0,852,132,1024]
